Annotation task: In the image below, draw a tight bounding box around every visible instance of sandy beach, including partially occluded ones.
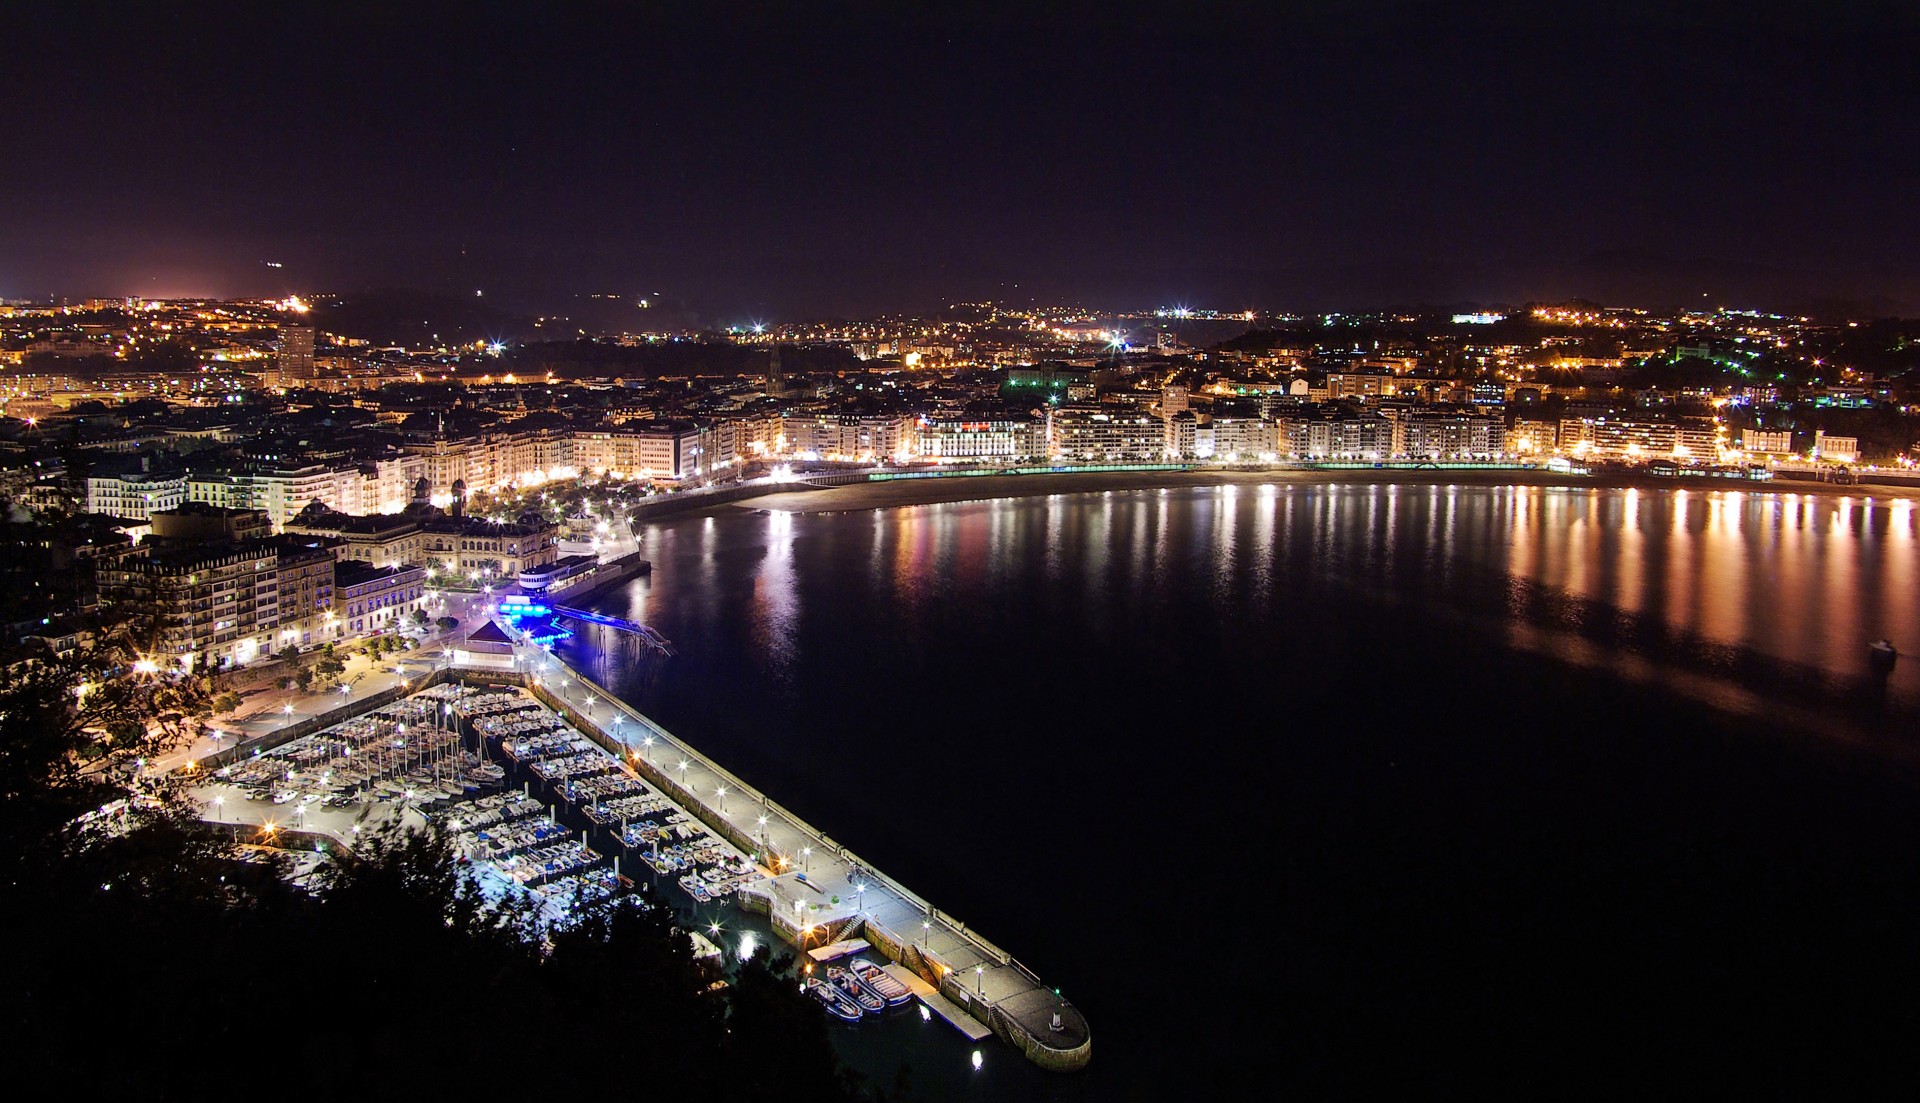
[727,466,1920,515]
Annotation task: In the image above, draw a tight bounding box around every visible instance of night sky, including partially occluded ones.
[8,2,1919,316]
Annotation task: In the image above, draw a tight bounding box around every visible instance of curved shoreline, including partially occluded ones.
[725,466,1920,515]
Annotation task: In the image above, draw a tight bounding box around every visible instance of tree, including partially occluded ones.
[0,642,856,1098]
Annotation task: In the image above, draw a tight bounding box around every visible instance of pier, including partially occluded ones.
[520,647,1092,1071]
[188,640,1090,1073]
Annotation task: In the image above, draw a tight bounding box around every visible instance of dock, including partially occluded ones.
[883,963,993,1041]
[524,645,1092,1072]
[186,638,1090,1073]
[806,937,870,963]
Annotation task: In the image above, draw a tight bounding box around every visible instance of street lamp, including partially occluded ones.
[716,785,728,813]
[641,734,654,762]
[801,845,811,872]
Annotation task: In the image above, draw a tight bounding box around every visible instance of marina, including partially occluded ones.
[193,642,1091,1073]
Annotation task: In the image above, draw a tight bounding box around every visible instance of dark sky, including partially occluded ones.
[7,1,1919,317]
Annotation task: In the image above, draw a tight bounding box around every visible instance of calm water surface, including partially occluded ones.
[562,483,1920,1097]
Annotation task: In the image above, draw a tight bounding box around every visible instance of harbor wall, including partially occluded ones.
[542,661,1090,1072]
[625,482,823,521]
[206,658,1090,1073]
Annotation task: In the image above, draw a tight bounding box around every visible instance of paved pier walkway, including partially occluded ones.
[520,643,1091,1071]
[170,641,1089,1071]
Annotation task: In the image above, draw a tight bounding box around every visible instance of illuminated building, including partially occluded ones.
[275,322,315,381]
[1206,415,1276,461]
[914,416,1045,461]
[86,468,187,520]
[1398,410,1503,459]
[1557,415,1721,462]
[1164,410,1197,458]
[420,514,559,578]
[96,536,336,670]
[335,561,426,636]
[779,413,914,462]
[573,421,705,481]
[1049,404,1164,462]
[1274,408,1394,460]
[284,506,427,570]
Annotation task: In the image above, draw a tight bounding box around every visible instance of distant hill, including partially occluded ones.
[309,289,541,346]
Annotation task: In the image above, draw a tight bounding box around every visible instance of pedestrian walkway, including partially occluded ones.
[527,644,1090,1070]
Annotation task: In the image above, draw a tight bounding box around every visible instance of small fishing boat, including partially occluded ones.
[808,977,863,1022]
[833,964,896,1010]
[831,968,885,1015]
[848,958,912,1006]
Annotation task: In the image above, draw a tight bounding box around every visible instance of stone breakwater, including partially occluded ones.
[532,663,1092,1072]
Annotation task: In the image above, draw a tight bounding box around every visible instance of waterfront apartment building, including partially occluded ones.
[1204,415,1276,460]
[1275,409,1394,460]
[1399,409,1503,459]
[573,421,704,482]
[404,429,572,498]
[1049,404,1164,462]
[1558,415,1721,461]
[780,413,914,461]
[1505,419,1559,456]
[914,416,1045,462]
[1165,410,1197,458]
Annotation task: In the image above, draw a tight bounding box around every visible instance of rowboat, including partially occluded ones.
[848,958,912,1006]
[830,968,885,1015]
[807,977,863,1022]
